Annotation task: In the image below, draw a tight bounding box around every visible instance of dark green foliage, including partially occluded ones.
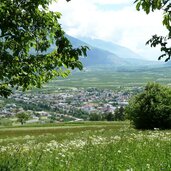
[89,113,103,121]
[134,0,171,62]
[16,112,29,125]
[126,82,171,129]
[89,110,125,122]
[104,107,125,121]
[0,0,88,97]
[105,112,115,121]
[114,106,125,121]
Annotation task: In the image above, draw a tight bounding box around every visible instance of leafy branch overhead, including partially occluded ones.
[0,0,88,97]
[134,0,171,62]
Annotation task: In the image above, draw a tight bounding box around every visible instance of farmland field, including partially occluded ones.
[1,121,171,170]
[31,67,171,93]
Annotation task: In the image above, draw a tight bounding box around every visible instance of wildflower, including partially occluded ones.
[117,150,121,154]
[154,128,159,131]
[146,163,150,169]
[28,162,32,166]
[126,168,133,171]
[0,146,7,152]
[22,145,30,152]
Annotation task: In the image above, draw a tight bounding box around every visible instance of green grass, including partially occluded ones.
[0,121,127,138]
[0,121,171,170]
[29,67,171,93]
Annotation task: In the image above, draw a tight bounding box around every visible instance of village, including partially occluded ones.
[0,87,141,123]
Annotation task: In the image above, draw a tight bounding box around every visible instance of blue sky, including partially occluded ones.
[50,0,167,61]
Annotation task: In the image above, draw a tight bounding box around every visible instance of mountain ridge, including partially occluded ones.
[66,35,163,70]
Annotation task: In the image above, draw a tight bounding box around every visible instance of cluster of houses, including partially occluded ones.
[0,87,137,122]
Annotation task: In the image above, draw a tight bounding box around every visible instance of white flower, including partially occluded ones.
[154,128,159,131]
[126,168,133,171]
[146,163,150,169]
[117,150,121,154]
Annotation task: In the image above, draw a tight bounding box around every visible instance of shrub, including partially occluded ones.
[105,112,115,121]
[89,113,103,121]
[16,112,29,125]
[126,82,171,129]
[114,106,125,121]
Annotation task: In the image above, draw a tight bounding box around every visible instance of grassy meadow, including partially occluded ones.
[0,121,171,171]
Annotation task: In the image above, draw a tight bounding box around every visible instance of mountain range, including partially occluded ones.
[66,35,164,71]
[42,34,165,71]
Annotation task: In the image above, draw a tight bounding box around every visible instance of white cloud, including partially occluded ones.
[89,0,130,5]
[50,0,167,60]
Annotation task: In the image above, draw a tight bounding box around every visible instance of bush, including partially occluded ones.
[126,82,171,129]
[105,112,115,121]
[89,113,103,121]
[114,106,125,121]
[16,112,29,125]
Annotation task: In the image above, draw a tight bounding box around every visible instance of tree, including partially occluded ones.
[105,112,115,121]
[89,113,103,121]
[114,106,125,121]
[126,82,171,129]
[16,112,29,125]
[134,0,171,62]
[0,0,88,98]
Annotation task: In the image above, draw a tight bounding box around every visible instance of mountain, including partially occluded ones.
[78,37,142,60]
[67,35,163,70]
[66,35,125,68]
[37,35,163,70]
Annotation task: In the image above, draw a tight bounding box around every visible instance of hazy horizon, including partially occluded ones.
[50,0,167,61]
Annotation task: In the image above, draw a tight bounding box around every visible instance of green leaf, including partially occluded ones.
[0,0,88,97]
[136,2,141,11]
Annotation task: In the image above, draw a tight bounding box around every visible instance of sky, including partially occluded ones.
[50,0,167,61]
